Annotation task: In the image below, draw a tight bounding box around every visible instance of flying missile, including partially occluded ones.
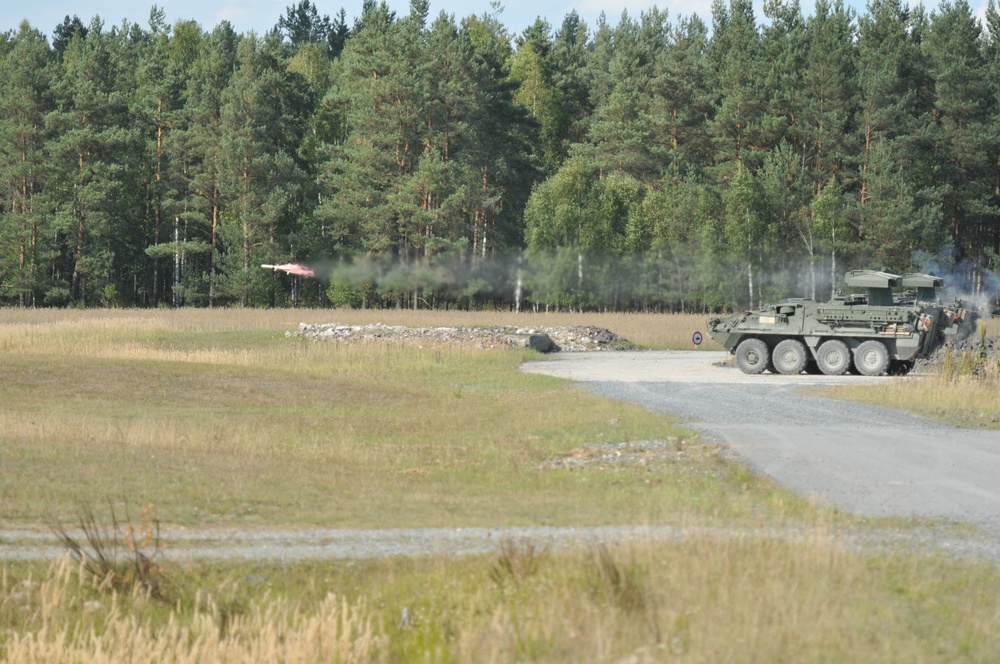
[260,263,316,278]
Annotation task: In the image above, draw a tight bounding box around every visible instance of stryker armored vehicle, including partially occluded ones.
[707,270,978,376]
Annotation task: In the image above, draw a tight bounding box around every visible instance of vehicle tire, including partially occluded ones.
[854,340,890,376]
[816,339,851,375]
[735,338,770,375]
[772,339,808,375]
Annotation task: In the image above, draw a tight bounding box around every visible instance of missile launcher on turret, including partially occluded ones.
[707,270,978,376]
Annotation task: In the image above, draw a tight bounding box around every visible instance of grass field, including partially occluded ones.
[0,309,742,529]
[2,308,999,662]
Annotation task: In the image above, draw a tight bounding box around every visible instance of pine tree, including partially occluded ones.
[707,0,765,175]
[660,15,713,169]
[983,0,1000,277]
[277,0,333,48]
[509,41,565,174]
[44,18,136,305]
[852,139,943,268]
[459,12,537,255]
[925,0,994,288]
[760,0,808,151]
[176,22,238,307]
[0,23,54,306]
[855,0,930,214]
[316,2,421,261]
[135,8,188,305]
[549,11,591,156]
[575,10,669,181]
[217,34,308,307]
[800,0,858,186]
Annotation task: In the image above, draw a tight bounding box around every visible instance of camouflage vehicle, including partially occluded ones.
[707,270,978,376]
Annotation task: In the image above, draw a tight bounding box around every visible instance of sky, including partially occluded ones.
[1,0,742,40]
[0,0,990,44]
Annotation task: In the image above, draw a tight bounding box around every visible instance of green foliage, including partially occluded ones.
[0,2,997,311]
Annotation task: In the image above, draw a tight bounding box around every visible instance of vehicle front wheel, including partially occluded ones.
[816,339,851,375]
[854,340,889,376]
[735,338,770,375]
[772,339,808,375]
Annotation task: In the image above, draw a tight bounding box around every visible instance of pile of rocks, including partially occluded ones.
[290,323,634,353]
[537,439,721,472]
[915,333,1000,374]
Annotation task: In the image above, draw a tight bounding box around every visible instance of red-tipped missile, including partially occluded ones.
[261,263,316,278]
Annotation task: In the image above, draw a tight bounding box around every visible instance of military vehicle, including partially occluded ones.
[706,270,978,376]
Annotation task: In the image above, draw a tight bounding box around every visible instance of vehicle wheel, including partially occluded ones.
[772,339,808,375]
[735,338,770,375]
[854,340,889,376]
[816,339,851,375]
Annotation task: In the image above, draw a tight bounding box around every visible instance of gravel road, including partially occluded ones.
[523,350,1000,534]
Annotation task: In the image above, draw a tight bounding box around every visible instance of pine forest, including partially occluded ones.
[1,0,999,311]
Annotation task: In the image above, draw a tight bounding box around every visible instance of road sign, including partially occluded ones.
[692,331,703,346]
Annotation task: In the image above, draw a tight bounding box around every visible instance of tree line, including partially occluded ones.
[0,0,998,312]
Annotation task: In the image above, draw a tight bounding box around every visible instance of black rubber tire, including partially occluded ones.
[816,339,851,376]
[735,338,769,375]
[772,339,808,375]
[854,340,890,376]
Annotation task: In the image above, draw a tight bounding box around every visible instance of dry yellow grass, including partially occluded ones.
[2,557,382,664]
[825,317,1000,428]
[4,309,1000,662]
[0,306,721,351]
[0,308,762,530]
[5,530,1000,663]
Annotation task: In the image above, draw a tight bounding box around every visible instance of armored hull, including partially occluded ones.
[707,270,977,376]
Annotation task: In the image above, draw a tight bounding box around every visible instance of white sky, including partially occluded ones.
[0,0,990,42]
